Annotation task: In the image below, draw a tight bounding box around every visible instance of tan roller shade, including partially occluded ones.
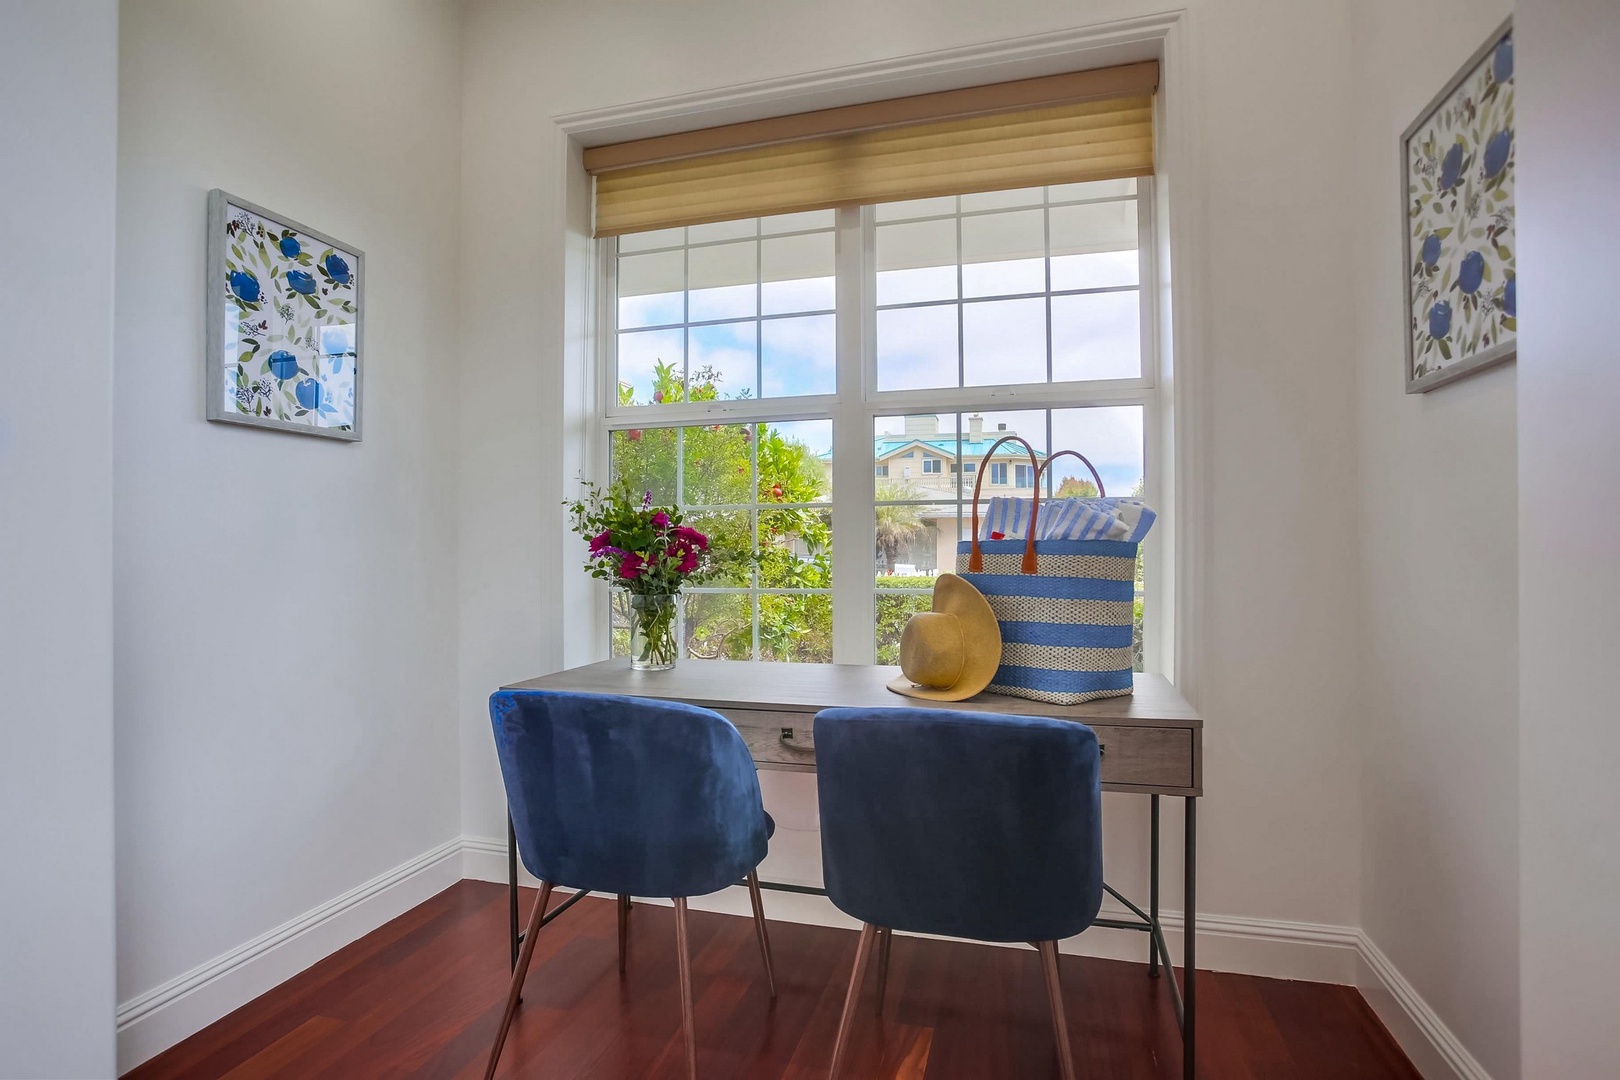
[589,62,1157,238]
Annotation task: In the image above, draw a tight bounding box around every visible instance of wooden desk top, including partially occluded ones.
[504,659,1200,730]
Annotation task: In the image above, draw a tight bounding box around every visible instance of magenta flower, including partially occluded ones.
[674,525,709,551]
[651,511,670,528]
[619,553,645,579]
[588,530,612,554]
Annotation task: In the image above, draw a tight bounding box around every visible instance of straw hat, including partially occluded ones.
[886,573,1003,702]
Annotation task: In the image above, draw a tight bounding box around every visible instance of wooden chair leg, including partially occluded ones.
[485,881,553,1080]
[1037,941,1077,1080]
[873,927,892,1016]
[617,893,631,975]
[673,898,698,1080]
[745,870,777,998]
[828,923,878,1080]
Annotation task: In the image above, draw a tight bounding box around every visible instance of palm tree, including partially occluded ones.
[875,479,926,575]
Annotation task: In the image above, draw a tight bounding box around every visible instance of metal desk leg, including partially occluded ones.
[1184,796,1197,1080]
[508,812,520,970]
[1149,794,1161,977]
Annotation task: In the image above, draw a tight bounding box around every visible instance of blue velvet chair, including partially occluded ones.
[814,706,1104,1080]
[486,690,777,1080]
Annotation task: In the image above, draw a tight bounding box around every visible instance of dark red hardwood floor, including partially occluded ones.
[124,881,1419,1079]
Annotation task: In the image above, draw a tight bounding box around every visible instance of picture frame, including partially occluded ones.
[206,190,365,439]
[1401,17,1515,394]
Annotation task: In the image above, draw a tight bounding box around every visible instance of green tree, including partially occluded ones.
[610,359,831,661]
[1055,476,1099,498]
[874,479,926,575]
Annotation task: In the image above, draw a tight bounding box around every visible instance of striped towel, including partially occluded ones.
[978,497,1156,543]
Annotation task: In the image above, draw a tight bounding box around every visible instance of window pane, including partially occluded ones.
[758,592,832,662]
[617,249,683,328]
[876,413,961,499]
[683,424,754,505]
[762,232,834,315]
[1049,405,1144,498]
[687,511,754,586]
[617,226,685,254]
[1051,291,1141,381]
[963,297,1045,386]
[688,321,757,400]
[961,209,1045,297]
[875,502,943,577]
[762,314,835,398]
[759,507,831,589]
[616,327,683,406]
[966,409,1046,489]
[876,305,957,391]
[761,209,836,234]
[876,217,957,305]
[1048,177,1136,203]
[875,195,956,222]
[960,186,1045,212]
[687,218,758,243]
[610,426,679,505]
[760,419,831,503]
[684,591,752,658]
[688,240,757,322]
[1050,200,1139,291]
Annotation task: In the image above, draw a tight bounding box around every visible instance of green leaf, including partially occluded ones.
[1437,338,1452,360]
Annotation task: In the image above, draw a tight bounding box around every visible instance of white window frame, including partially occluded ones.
[593,178,1168,672]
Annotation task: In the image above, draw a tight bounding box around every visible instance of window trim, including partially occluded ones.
[592,178,1167,671]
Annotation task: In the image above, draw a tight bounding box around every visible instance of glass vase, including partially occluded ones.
[628,592,678,671]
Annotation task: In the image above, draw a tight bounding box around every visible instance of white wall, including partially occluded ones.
[0,3,120,1076]
[1348,3,1520,1077]
[1516,0,1620,1074]
[113,0,463,1063]
[458,0,1366,950]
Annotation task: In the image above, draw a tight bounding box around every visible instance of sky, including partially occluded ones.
[614,187,1148,501]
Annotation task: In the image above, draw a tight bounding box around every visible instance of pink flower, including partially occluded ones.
[678,549,699,574]
[619,553,645,580]
[588,530,612,554]
[651,511,670,529]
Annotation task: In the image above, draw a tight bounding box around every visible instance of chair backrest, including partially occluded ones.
[814,707,1103,943]
[490,690,770,898]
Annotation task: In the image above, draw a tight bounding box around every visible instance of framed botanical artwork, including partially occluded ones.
[1402,18,1515,393]
[206,190,364,439]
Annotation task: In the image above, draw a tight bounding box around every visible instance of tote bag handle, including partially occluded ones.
[966,435,1042,573]
[1036,450,1107,498]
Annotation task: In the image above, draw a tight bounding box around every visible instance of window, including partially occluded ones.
[602,179,1159,668]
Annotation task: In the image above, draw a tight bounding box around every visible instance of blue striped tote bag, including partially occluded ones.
[955,438,1155,704]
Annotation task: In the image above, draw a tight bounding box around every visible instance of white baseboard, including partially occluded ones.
[464,832,1360,983]
[118,834,1488,1080]
[114,838,463,1074]
[1356,931,1493,1080]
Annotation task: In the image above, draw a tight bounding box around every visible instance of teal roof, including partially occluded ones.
[817,437,1047,462]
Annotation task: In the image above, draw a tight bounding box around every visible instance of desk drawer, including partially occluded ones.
[719,708,817,772]
[1091,725,1193,790]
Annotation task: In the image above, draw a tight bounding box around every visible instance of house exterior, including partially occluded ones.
[822,414,1047,574]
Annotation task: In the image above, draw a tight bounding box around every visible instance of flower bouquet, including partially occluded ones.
[567,481,710,670]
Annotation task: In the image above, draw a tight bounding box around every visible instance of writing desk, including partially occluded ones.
[503,658,1203,1078]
